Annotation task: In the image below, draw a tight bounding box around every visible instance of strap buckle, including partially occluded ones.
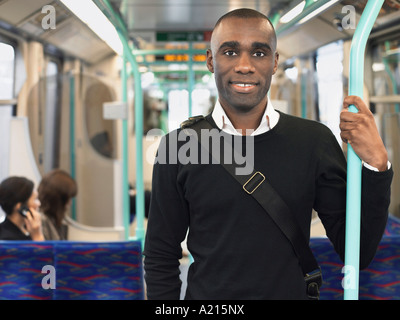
[304,268,323,300]
[243,171,265,194]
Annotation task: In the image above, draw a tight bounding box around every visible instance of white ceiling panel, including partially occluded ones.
[0,0,51,25]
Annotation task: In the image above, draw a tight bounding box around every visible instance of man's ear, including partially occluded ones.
[206,49,214,73]
[272,51,279,75]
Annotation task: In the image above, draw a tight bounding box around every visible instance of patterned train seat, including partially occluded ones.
[0,242,54,300]
[0,241,144,300]
[311,215,400,300]
[54,241,144,300]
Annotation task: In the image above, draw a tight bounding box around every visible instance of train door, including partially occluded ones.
[56,59,123,228]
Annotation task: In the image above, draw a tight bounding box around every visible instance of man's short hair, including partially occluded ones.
[213,8,277,49]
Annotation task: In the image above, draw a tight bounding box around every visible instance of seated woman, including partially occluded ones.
[38,169,77,240]
[0,176,44,241]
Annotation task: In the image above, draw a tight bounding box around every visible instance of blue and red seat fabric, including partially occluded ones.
[311,215,400,300]
[1,216,400,300]
[0,241,144,300]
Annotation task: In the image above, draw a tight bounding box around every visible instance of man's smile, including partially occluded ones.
[230,81,258,93]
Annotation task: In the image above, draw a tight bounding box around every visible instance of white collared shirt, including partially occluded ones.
[211,100,280,136]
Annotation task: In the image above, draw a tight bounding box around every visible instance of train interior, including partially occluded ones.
[0,0,399,300]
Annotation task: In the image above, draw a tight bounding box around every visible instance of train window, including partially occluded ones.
[143,88,166,134]
[168,89,189,131]
[371,37,400,217]
[84,78,116,159]
[0,42,15,186]
[167,88,212,132]
[0,42,15,100]
[371,38,400,112]
[192,89,212,115]
[316,41,344,144]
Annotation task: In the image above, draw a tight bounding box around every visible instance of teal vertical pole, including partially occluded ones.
[122,42,145,245]
[122,52,130,240]
[160,88,168,134]
[344,0,384,300]
[69,74,76,220]
[188,42,194,117]
[132,55,145,246]
[99,0,145,246]
[270,12,280,28]
[119,38,145,245]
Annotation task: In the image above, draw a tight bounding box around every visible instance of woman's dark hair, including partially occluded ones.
[0,177,34,215]
[38,169,77,227]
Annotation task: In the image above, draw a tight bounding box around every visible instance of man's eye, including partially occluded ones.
[253,52,266,57]
[224,51,237,56]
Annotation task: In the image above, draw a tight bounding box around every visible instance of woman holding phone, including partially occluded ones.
[0,176,44,241]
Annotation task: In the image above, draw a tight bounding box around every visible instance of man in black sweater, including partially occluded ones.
[143,8,393,299]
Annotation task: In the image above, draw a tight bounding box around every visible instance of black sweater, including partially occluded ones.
[144,112,393,300]
[0,218,31,240]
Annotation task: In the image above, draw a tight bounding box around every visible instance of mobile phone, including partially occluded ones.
[18,205,31,218]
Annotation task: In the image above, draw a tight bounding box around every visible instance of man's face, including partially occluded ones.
[207,17,279,113]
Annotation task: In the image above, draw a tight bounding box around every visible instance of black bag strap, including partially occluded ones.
[181,115,322,299]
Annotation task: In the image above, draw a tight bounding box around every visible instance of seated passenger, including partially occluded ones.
[0,176,44,241]
[38,169,77,240]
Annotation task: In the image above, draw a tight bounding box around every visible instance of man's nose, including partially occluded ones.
[234,54,255,74]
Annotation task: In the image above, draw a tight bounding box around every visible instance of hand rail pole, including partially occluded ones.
[96,0,146,246]
[344,0,384,300]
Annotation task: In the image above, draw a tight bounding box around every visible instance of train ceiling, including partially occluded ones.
[109,0,293,37]
[108,0,400,60]
[0,0,398,64]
